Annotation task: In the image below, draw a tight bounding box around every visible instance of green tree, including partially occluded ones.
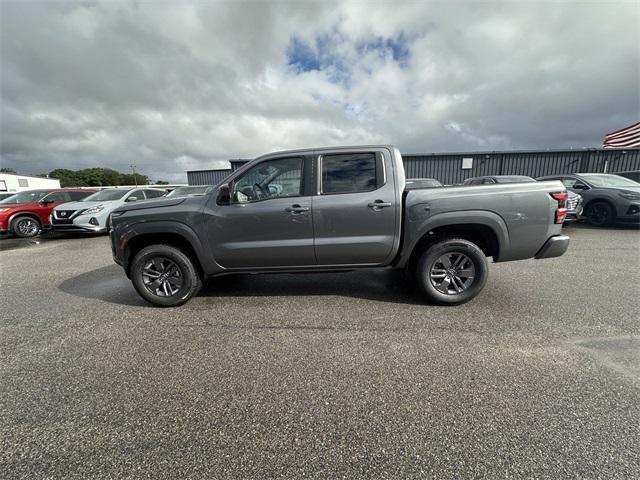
[0,167,17,174]
[49,168,149,187]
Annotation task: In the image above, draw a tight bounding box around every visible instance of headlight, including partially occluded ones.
[81,205,105,215]
[619,191,640,201]
[0,208,11,212]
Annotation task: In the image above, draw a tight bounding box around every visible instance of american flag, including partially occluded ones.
[603,121,640,148]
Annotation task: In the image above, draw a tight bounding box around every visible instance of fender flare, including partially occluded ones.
[398,210,510,268]
[126,220,215,273]
[8,211,43,228]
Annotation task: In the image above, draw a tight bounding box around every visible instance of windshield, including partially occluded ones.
[166,186,208,197]
[581,174,640,188]
[82,189,129,202]
[0,190,48,204]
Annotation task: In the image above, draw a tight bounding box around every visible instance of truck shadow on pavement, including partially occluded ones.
[199,269,422,305]
[58,265,422,307]
[58,265,148,307]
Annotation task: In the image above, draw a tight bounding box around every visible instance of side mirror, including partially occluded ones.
[126,196,138,202]
[40,199,54,205]
[216,184,231,205]
[572,184,588,190]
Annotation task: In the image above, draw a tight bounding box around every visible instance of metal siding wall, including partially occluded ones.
[187,169,232,185]
[402,149,640,184]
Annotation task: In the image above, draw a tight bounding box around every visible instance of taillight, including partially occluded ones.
[550,192,568,224]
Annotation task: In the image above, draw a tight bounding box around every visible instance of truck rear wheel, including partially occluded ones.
[415,238,488,306]
[130,244,202,307]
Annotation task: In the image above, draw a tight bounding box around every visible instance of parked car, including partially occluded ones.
[51,187,167,234]
[537,173,640,226]
[165,186,210,198]
[615,170,640,183]
[0,188,96,238]
[461,175,536,185]
[109,146,570,307]
[562,191,583,224]
[405,178,443,190]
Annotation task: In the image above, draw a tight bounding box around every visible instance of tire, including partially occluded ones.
[414,238,488,306]
[585,201,614,227]
[11,216,41,238]
[130,244,202,307]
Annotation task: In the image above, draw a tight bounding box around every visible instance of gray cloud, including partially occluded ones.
[1,0,638,182]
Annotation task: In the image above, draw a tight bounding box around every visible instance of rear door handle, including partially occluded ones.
[285,204,309,214]
[368,200,392,210]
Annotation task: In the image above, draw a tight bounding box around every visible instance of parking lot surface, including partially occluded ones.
[1,225,639,478]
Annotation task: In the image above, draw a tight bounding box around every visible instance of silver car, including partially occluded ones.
[50,187,166,233]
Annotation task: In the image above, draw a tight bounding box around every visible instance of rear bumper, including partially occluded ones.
[535,234,570,259]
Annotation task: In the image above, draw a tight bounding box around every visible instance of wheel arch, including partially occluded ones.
[398,212,508,270]
[583,197,617,218]
[9,211,43,226]
[124,223,207,277]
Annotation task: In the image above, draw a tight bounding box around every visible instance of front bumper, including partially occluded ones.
[535,234,570,259]
[50,212,108,233]
[50,222,107,233]
[615,203,640,224]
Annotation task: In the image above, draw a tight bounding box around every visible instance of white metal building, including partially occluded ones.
[0,173,61,193]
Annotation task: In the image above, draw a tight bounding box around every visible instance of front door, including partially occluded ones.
[209,156,316,269]
[312,150,398,265]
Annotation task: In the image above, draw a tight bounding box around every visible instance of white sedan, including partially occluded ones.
[50,187,166,233]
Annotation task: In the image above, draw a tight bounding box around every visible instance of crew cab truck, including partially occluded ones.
[110,146,570,307]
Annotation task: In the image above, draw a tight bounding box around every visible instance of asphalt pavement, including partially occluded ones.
[1,224,639,479]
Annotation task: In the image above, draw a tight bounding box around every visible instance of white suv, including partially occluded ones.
[51,187,166,233]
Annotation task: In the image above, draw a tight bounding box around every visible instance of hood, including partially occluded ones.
[54,199,120,211]
[114,197,187,213]
[0,201,37,211]
[594,186,640,194]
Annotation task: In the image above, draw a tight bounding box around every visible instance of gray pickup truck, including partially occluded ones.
[110,146,570,307]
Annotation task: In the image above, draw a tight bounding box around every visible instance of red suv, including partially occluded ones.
[0,189,97,238]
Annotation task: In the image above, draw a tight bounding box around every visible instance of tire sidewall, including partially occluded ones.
[12,216,41,238]
[586,202,613,227]
[130,245,201,307]
[416,239,488,305]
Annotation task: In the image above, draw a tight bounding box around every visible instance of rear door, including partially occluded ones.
[312,149,398,265]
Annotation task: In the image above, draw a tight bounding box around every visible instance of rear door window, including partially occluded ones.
[321,153,380,194]
[70,191,91,201]
[42,191,71,203]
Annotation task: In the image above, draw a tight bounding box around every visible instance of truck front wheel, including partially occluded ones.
[415,238,488,306]
[130,244,202,307]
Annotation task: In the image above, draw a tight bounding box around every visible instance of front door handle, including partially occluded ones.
[368,200,392,210]
[285,204,309,214]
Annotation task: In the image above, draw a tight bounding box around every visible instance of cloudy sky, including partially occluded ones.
[1,0,638,182]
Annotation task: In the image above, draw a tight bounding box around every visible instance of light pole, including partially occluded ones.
[129,164,137,186]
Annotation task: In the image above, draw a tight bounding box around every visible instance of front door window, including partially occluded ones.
[232,157,303,203]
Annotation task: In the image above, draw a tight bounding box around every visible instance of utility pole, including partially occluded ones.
[129,164,137,186]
